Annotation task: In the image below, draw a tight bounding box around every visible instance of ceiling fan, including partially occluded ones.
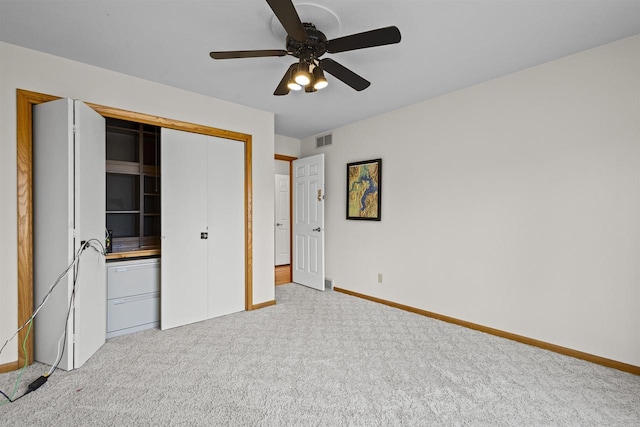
[209,0,401,95]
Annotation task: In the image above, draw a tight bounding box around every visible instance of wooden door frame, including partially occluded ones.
[274,154,297,282]
[13,89,254,369]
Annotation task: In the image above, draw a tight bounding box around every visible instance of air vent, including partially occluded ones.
[316,133,333,148]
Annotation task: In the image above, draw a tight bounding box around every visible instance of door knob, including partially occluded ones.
[276,223,283,226]
[201,232,208,239]
[313,227,321,232]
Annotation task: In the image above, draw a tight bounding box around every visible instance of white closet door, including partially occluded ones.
[33,98,105,371]
[72,100,107,369]
[161,129,245,329]
[161,129,209,330]
[207,137,245,318]
[34,99,74,370]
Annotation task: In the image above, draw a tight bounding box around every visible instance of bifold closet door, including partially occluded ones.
[33,98,105,370]
[161,129,245,330]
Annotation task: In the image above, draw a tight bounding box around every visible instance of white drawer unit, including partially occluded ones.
[106,258,160,339]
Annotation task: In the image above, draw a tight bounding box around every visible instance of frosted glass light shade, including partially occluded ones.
[294,62,311,86]
[313,67,328,90]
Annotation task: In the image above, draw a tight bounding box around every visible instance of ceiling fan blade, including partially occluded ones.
[266,0,308,42]
[274,63,298,96]
[319,58,370,91]
[210,50,288,60]
[326,26,401,54]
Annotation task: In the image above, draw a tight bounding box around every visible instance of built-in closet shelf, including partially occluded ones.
[106,210,141,214]
[106,249,161,261]
[106,258,160,339]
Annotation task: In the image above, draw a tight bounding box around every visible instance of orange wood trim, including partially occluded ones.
[334,287,640,376]
[86,104,251,142]
[275,154,297,162]
[16,89,61,367]
[15,89,254,371]
[245,135,253,311]
[288,159,294,282]
[105,249,161,261]
[252,300,276,310]
[0,361,20,374]
[274,154,297,284]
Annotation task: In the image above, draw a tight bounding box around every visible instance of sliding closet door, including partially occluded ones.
[161,128,245,330]
[161,131,209,330]
[207,137,245,318]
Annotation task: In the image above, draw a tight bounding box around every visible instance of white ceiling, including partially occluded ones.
[1,0,639,139]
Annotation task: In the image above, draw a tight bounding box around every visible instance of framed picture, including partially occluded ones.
[346,158,382,221]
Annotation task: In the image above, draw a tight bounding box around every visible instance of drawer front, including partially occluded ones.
[107,292,160,333]
[107,259,160,299]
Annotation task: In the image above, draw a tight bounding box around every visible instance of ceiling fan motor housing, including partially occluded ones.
[286,23,327,61]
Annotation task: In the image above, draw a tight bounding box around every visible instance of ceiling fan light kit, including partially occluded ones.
[209,0,401,96]
[287,81,302,91]
[293,61,312,86]
[313,66,328,90]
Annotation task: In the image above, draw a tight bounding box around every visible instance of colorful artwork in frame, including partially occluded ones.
[346,158,382,221]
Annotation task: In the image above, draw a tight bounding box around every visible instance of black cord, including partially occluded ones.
[0,240,102,402]
[1,389,13,403]
[0,391,26,403]
[1,376,47,403]
[1,384,32,403]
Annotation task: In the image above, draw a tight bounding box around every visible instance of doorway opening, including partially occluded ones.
[274,154,296,285]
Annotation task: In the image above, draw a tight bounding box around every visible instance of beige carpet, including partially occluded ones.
[1,283,639,426]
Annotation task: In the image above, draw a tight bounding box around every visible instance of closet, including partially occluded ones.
[32,97,247,370]
[160,129,245,330]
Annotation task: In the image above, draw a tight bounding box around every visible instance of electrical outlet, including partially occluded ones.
[377,273,383,283]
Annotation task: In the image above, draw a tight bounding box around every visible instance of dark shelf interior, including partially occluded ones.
[106,118,161,253]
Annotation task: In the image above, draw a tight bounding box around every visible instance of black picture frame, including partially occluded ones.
[346,158,382,221]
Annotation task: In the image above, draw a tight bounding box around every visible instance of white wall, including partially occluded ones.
[302,35,640,367]
[275,160,290,175]
[275,134,301,158]
[0,42,275,364]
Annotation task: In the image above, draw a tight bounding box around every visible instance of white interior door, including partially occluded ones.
[161,128,245,329]
[275,173,290,266]
[292,154,325,291]
[33,98,105,371]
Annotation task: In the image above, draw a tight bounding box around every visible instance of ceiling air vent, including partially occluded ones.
[316,133,333,149]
